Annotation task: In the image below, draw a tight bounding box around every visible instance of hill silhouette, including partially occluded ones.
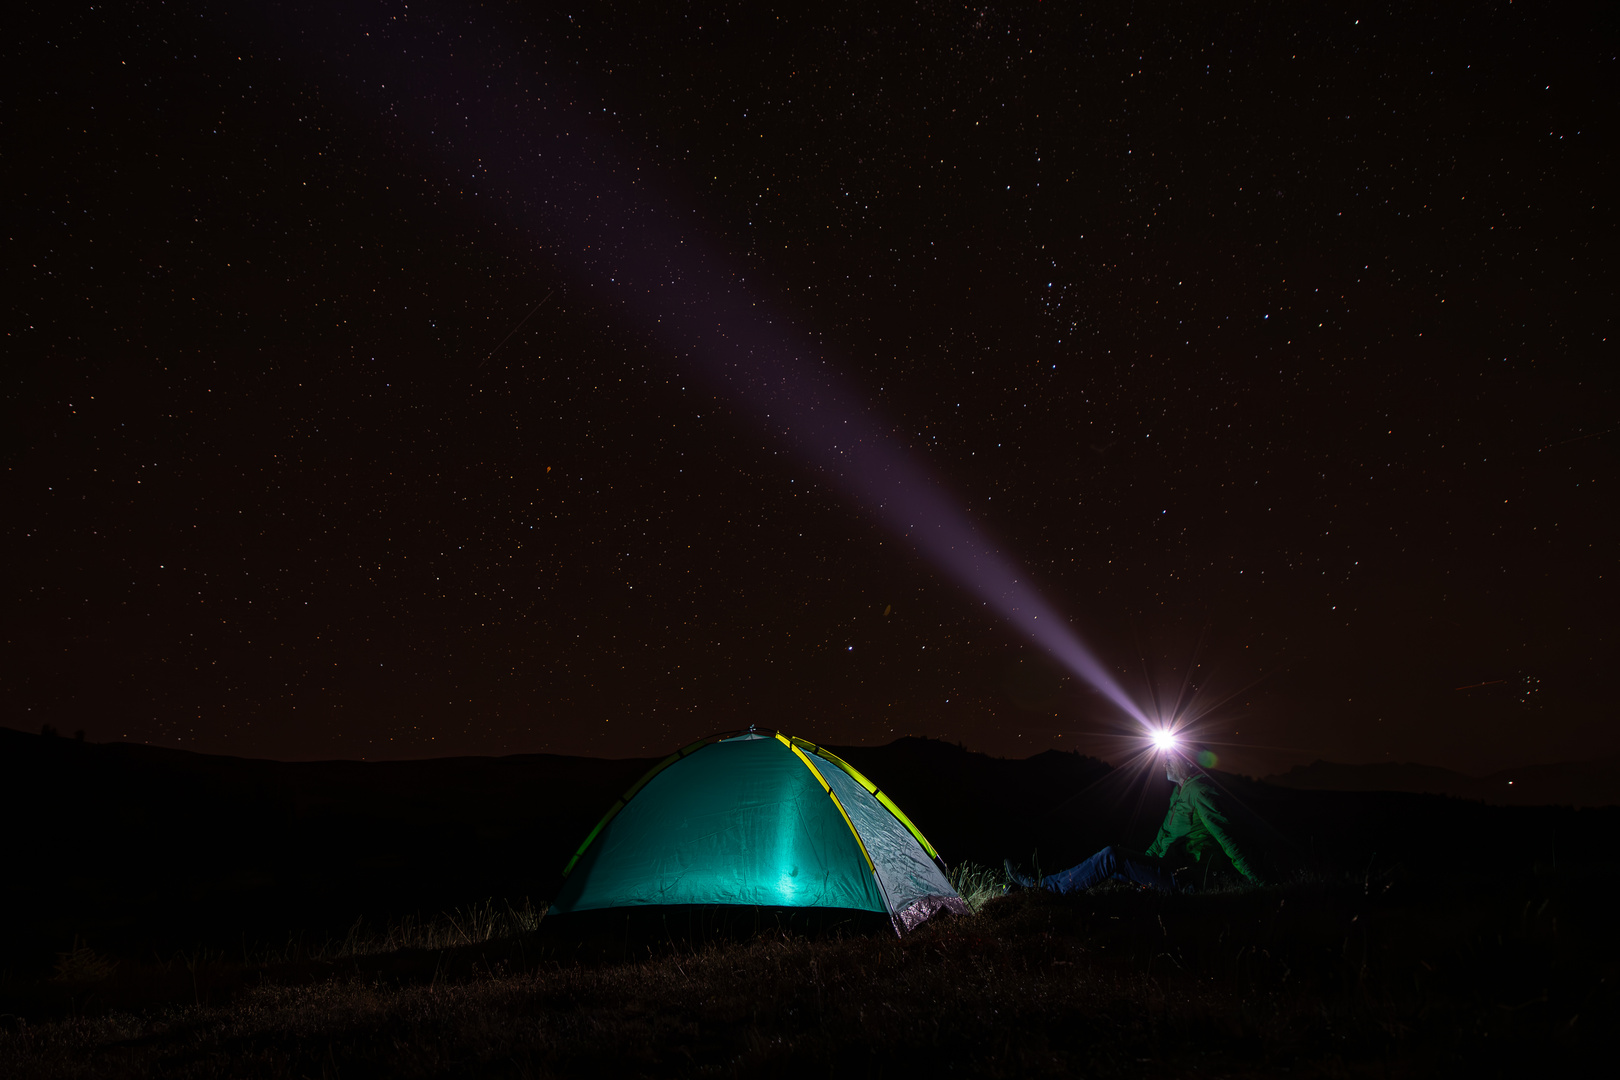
[5,724,1615,976]
[1265,756,1620,808]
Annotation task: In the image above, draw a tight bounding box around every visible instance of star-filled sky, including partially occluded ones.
[6,1,1614,775]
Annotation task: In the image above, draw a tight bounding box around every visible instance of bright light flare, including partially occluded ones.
[1151,729,1179,752]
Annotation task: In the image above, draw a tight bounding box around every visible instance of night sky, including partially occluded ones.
[7,2,1614,775]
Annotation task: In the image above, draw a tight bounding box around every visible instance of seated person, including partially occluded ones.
[1005,741,1261,894]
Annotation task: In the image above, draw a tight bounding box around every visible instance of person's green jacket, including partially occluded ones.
[1146,774,1260,882]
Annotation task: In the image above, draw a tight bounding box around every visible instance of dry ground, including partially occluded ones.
[2,866,1609,1079]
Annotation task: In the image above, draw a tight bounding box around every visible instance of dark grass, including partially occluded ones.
[2,864,1612,1079]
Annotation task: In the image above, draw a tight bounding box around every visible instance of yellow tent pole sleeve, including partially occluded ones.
[790,736,943,862]
[561,734,713,877]
[777,733,876,875]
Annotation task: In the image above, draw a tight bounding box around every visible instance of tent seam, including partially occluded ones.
[779,736,897,932]
[776,734,878,877]
[790,737,945,863]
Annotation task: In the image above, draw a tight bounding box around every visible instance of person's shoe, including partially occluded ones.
[1003,858,1038,889]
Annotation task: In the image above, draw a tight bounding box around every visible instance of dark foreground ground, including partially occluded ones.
[3,869,1612,1078]
[2,727,1615,1076]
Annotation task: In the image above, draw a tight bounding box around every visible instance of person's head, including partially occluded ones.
[1164,752,1192,785]
[1165,743,1211,785]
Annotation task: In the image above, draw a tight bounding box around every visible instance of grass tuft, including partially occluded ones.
[945,861,1006,913]
[49,939,117,985]
[313,897,545,961]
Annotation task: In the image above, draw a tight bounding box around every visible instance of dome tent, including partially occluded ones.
[550,730,969,934]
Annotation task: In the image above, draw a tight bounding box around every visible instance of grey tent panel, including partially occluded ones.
[820,761,968,931]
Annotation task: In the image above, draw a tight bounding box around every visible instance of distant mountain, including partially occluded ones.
[0,724,661,964]
[5,724,1617,972]
[1263,757,1620,808]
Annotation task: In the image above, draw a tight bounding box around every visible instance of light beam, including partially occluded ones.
[260,2,1152,729]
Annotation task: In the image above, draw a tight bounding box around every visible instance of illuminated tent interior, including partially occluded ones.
[549,731,968,934]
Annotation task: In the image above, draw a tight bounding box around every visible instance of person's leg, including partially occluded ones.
[1042,846,1123,895]
[1043,847,1176,895]
[1107,848,1177,893]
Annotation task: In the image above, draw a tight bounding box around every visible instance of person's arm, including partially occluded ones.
[1187,782,1260,882]
[1144,791,1183,857]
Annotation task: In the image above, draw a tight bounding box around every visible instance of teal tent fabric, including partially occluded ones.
[550,732,967,933]
[552,735,884,913]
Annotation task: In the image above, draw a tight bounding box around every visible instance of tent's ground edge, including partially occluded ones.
[544,894,970,941]
[896,894,972,934]
[537,903,906,944]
